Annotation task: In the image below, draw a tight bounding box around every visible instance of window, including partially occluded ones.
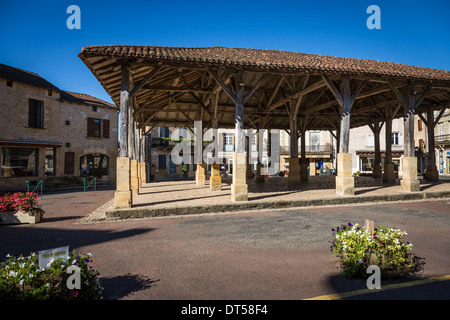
[158,154,167,170]
[87,118,110,138]
[367,133,374,147]
[251,135,257,151]
[224,133,234,152]
[65,120,70,125]
[65,143,71,148]
[418,119,423,132]
[159,127,170,146]
[310,132,320,152]
[47,90,52,96]
[6,80,13,87]
[45,148,55,176]
[391,132,402,146]
[1,148,38,177]
[92,106,97,112]
[28,99,44,128]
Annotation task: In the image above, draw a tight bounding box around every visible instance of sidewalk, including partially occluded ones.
[100,176,450,221]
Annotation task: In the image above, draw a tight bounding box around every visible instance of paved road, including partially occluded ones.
[1,189,449,304]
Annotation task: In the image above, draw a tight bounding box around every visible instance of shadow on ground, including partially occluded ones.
[0,225,154,258]
[101,273,160,300]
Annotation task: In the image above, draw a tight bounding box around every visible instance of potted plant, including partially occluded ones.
[330,222,421,278]
[0,192,44,224]
[181,164,188,179]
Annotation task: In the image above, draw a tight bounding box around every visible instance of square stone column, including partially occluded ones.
[210,163,222,191]
[115,157,132,208]
[383,163,395,183]
[130,159,139,194]
[401,157,420,192]
[372,164,382,179]
[139,162,146,186]
[288,158,300,187]
[425,164,439,181]
[196,162,206,186]
[300,158,309,183]
[231,153,248,201]
[336,153,354,196]
[255,162,265,183]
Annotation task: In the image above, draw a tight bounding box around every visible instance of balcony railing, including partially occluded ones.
[435,134,450,145]
[280,144,333,155]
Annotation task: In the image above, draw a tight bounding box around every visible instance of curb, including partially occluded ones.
[105,190,450,220]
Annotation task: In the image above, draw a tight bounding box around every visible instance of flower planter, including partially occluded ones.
[0,210,41,225]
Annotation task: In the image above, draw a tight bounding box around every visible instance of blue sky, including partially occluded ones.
[0,0,449,104]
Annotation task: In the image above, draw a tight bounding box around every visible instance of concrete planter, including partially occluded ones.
[0,209,42,225]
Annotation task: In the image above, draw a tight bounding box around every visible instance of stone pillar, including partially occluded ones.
[210,163,222,191]
[196,162,206,186]
[115,61,132,208]
[336,153,354,196]
[115,157,132,208]
[139,162,146,187]
[255,162,264,183]
[231,152,248,201]
[130,159,139,194]
[288,158,300,186]
[246,136,254,179]
[401,157,420,191]
[401,96,420,192]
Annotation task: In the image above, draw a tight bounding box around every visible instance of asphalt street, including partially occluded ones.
[1,189,449,305]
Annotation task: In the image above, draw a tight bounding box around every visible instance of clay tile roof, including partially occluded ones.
[60,91,116,109]
[79,46,450,81]
[0,63,60,91]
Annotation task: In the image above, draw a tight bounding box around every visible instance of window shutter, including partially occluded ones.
[87,118,95,137]
[28,99,37,127]
[102,119,110,138]
[64,152,75,174]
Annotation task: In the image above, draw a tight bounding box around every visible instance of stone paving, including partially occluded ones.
[80,176,450,222]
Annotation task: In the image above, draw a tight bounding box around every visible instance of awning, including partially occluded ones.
[0,139,63,148]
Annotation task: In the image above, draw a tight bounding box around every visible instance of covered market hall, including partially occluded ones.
[78,46,450,209]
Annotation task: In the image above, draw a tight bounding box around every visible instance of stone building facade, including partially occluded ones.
[0,63,118,189]
[279,130,334,175]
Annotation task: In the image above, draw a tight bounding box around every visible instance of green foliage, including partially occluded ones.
[330,222,417,278]
[0,250,103,300]
[182,164,188,174]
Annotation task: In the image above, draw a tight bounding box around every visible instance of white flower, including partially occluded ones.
[45,283,50,287]
[6,254,10,258]
[87,252,93,257]
[8,271,18,277]
[29,273,34,278]
[20,263,25,268]
[19,279,24,285]
[358,259,363,264]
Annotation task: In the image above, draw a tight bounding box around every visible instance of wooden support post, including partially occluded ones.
[323,75,365,196]
[383,117,395,183]
[368,121,384,179]
[231,70,248,201]
[209,69,268,201]
[255,128,265,183]
[115,61,132,208]
[420,109,445,181]
[299,117,309,183]
[390,82,431,191]
[288,117,300,187]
